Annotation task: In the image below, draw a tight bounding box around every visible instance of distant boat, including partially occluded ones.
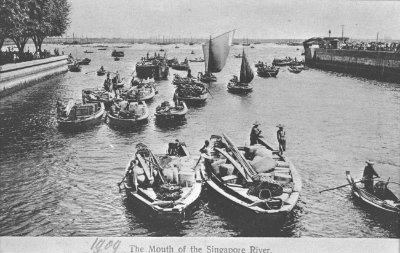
[68,61,81,72]
[234,54,242,58]
[84,50,94,53]
[242,38,250,46]
[175,45,179,49]
[111,50,124,57]
[199,30,235,83]
[77,58,91,65]
[227,49,254,93]
[114,57,120,61]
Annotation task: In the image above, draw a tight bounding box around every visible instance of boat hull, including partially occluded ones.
[346,172,400,214]
[58,103,105,130]
[227,82,253,93]
[257,70,279,77]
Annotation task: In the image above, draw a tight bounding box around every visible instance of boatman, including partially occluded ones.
[187,68,192,78]
[250,121,262,145]
[362,160,379,193]
[276,124,286,155]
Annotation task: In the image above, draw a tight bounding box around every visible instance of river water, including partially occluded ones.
[0,43,399,237]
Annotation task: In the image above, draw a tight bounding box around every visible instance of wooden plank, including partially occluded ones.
[215,148,252,183]
[137,154,153,181]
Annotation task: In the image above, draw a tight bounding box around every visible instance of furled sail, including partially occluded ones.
[203,30,235,73]
[240,50,254,83]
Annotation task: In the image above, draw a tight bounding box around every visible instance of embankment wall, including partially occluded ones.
[0,55,68,98]
[305,48,400,83]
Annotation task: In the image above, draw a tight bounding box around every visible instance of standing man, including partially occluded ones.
[276,124,286,155]
[363,160,379,193]
[250,121,262,145]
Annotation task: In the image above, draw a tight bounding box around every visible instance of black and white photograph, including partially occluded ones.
[0,0,399,252]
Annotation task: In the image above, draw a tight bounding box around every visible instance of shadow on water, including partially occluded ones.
[349,194,400,237]
[121,192,203,236]
[154,118,187,130]
[202,188,301,237]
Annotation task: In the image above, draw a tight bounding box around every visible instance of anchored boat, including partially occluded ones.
[227,49,254,93]
[200,134,301,223]
[155,101,188,121]
[106,101,149,128]
[123,143,202,222]
[173,82,208,105]
[57,100,104,129]
[345,171,400,214]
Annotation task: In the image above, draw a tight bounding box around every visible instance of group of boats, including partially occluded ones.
[121,133,301,223]
[135,53,169,81]
[67,57,92,72]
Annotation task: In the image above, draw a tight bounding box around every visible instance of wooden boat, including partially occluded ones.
[272,58,293,66]
[68,62,81,72]
[114,57,120,61]
[345,171,400,214]
[257,66,279,77]
[189,58,204,63]
[82,88,111,104]
[111,50,124,57]
[172,74,196,86]
[136,55,169,80]
[57,100,104,129]
[155,101,188,121]
[77,58,91,65]
[200,134,301,223]
[84,50,94,53]
[227,49,254,94]
[173,82,208,105]
[171,61,190,71]
[234,54,242,58]
[97,69,106,76]
[123,143,202,222]
[106,101,149,128]
[167,58,179,67]
[98,48,107,51]
[191,50,195,54]
[198,31,235,83]
[288,66,302,73]
[121,83,156,102]
[198,72,217,83]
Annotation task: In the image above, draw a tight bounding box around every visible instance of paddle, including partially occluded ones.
[85,70,97,74]
[319,176,379,194]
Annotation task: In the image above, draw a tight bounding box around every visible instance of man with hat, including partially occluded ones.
[250,121,262,145]
[276,124,286,155]
[363,160,379,193]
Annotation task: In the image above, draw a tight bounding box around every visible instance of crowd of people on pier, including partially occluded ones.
[340,41,400,52]
[0,46,63,65]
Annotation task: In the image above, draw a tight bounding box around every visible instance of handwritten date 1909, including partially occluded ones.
[91,237,121,253]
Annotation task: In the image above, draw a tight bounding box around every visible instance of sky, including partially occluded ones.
[67,0,400,40]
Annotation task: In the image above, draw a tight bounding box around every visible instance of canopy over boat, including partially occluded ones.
[239,49,254,83]
[202,30,235,73]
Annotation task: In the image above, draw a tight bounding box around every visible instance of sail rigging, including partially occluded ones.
[202,30,235,73]
[239,49,254,83]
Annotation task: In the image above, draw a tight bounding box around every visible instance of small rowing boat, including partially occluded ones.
[120,83,156,102]
[106,101,149,128]
[257,66,279,77]
[77,58,91,65]
[57,100,104,129]
[155,101,188,121]
[172,74,196,86]
[200,134,301,223]
[345,171,400,214]
[68,62,81,72]
[111,50,124,57]
[288,66,302,73]
[97,69,106,76]
[123,143,202,222]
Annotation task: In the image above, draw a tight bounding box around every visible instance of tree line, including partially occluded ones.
[0,0,71,57]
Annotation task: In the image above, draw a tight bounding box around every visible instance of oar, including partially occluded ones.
[117,174,127,192]
[319,176,379,194]
[206,88,214,98]
[85,70,97,74]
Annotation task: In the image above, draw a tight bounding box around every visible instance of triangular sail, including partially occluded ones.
[202,30,235,73]
[240,50,254,83]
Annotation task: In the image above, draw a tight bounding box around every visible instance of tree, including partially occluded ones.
[28,0,70,53]
[0,0,30,57]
